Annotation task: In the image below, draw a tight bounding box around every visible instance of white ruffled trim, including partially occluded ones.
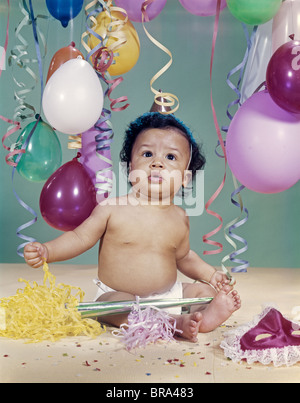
[220,306,300,367]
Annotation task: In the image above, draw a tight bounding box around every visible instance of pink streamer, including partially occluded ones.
[203,0,226,255]
[113,298,182,351]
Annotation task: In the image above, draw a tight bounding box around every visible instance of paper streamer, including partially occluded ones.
[94,108,114,198]
[68,134,82,149]
[141,0,179,114]
[219,25,257,274]
[203,0,226,256]
[81,0,129,111]
[0,0,25,166]
[2,0,48,257]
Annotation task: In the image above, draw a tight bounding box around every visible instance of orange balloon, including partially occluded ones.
[46,42,84,82]
[88,11,140,76]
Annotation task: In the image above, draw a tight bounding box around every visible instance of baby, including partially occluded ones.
[24,112,241,342]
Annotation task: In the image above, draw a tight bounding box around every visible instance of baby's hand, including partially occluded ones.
[209,271,235,291]
[24,242,48,269]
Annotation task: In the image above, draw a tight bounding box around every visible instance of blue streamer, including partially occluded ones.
[219,24,259,273]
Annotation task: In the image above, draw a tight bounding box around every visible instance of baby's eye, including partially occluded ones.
[166,153,176,161]
[142,151,152,158]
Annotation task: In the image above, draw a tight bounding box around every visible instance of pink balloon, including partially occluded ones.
[179,0,227,16]
[267,40,300,114]
[114,0,167,22]
[80,125,113,203]
[226,90,300,194]
[40,153,97,231]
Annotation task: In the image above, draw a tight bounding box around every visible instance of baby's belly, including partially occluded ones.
[98,251,178,297]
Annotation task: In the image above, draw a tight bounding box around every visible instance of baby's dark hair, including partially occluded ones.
[120,112,206,178]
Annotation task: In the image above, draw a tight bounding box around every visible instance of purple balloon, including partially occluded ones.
[80,125,113,203]
[114,0,167,22]
[40,154,97,231]
[267,40,300,114]
[179,0,227,16]
[226,90,300,194]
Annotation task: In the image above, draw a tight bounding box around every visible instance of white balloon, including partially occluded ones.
[42,58,103,135]
[240,20,273,104]
[272,0,300,54]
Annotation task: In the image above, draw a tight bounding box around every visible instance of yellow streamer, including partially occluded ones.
[142,3,179,114]
[0,261,105,343]
[68,134,82,149]
[81,0,128,57]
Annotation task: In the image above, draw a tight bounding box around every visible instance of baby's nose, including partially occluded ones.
[151,157,164,168]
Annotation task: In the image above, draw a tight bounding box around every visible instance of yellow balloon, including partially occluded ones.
[88,10,140,76]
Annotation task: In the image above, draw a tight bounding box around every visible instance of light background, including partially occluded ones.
[0,0,299,268]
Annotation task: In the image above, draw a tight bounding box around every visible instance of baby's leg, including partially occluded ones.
[183,281,241,333]
[96,291,135,327]
[171,282,216,341]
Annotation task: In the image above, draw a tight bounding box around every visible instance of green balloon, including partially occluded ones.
[226,0,282,25]
[16,120,62,182]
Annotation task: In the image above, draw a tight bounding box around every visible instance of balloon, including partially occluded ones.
[46,0,84,28]
[40,153,97,231]
[46,42,84,83]
[114,0,167,22]
[240,20,273,103]
[80,125,113,203]
[88,11,140,76]
[226,0,282,25]
[15,120,62,182]
[42,59,104,135]
[178,0,227,16]
[226,90,300,194]
[266,40,300,114]
[272,0,300,53]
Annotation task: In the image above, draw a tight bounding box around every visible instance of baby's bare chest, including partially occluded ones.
[106,207,186,248]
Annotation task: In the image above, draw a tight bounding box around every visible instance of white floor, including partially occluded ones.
[0,264,299,383]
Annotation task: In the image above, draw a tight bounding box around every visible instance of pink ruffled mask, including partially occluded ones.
[221,306,300,367]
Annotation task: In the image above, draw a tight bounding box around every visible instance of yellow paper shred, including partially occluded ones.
[0,261,105,343]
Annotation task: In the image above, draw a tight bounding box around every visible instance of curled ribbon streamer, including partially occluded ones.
[141,0,179,114]
[9,0,47,256]
[220,174,249,281]
[1,117,22,166]
[227,176,249,273]
[0,1,24,166]
[94,108,114,197]
[203,0,226,256]
[68,134,82,149]
[12,165,38,258]
[219,25,257,274]
[81,0,129,111]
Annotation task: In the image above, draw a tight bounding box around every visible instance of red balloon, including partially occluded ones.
[46,42,84,83]
[266,40,300,114]
[40,153,97,231]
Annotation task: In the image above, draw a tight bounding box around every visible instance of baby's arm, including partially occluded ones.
[175,217,230,287]
[177,249,216,283]
[24,203,111,268]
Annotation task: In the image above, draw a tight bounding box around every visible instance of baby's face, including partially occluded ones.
[129,128,191,203]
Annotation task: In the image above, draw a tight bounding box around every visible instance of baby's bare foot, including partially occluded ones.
[198,285,241,333]
[174,311,202,342]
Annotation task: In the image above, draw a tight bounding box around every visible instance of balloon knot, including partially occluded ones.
[75,152,81,160]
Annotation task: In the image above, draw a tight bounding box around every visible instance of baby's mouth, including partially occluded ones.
[148,171,163,183]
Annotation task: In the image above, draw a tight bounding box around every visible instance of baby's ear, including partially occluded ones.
[182,170,192,188]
